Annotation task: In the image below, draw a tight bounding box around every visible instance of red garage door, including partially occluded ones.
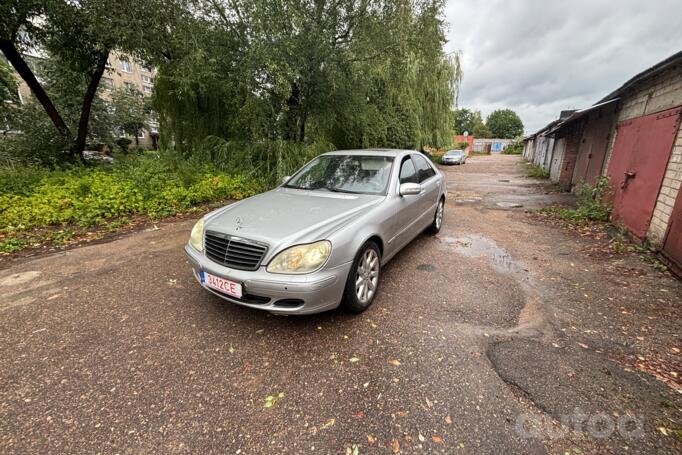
[607,106,681,239]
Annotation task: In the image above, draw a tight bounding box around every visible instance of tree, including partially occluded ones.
[0,58,19,130]
[471,110,491,138]
[453,108,475,135]
[0,0,183,160]
[110,87,151,147]
[486,108,524,139]
[154,0,461,152]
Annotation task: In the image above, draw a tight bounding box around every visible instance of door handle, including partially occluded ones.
[621,171,636,189]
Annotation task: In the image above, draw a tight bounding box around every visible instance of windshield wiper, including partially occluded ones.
[326,187,361,194]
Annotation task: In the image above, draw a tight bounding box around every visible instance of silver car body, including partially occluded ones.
[185,149,447,314]
[442,150,466,165]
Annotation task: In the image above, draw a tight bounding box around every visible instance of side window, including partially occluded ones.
[412,154,436,182]
[399,158,418,184]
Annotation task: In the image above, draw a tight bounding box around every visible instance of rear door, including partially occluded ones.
[607,106,681,239]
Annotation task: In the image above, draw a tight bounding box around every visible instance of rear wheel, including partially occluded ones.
[341,241,381,313]
[427,198,444,234]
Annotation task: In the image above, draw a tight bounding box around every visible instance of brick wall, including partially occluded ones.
[602,63,682,247]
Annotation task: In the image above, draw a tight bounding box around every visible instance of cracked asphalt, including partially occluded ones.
[1,155,680,454]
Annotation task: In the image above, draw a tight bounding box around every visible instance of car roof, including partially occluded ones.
[322,149,414,157]
[446,149,464,153]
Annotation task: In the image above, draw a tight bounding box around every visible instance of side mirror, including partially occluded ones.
[399,182,421,196]
[282,176,291,185]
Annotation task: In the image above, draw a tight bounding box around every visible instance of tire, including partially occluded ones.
[341,241,381,313]
[427,198,444,234]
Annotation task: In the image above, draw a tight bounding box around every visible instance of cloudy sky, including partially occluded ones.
[443,0,682,133]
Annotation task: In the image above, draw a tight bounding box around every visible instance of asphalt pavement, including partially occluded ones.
[1,155,680,454]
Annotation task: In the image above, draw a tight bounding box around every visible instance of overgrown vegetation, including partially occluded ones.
[0,153,264,253]
[550,177,613,223]
[502,137,523,155]
[527,163,549,179]
[0,0,463,254]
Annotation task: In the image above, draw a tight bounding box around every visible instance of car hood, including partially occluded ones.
[205,187,383,254]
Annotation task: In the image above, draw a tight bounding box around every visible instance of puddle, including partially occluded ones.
[441,235,525,275]
[416,264,437,272]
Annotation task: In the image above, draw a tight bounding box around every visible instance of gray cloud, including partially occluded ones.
[444,0,682,133]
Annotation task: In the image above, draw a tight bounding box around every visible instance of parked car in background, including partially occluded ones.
[185,149,447,315]
[441,149,466,165]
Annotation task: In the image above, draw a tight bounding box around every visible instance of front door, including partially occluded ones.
[607,106,681,239]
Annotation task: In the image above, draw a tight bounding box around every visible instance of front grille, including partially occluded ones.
[204,231,268,271]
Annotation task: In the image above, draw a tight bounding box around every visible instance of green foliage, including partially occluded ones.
[453,141,470,150]
[0,154,262,240]
[1,0,184,158]
[558,177,613,222]
[502,137,524,155]
[110,87,151,146]
[467,110,490,138]
[0,57,18,123]
[452,108,475,135]
[155,0,461,152]
[527,163,549,179]
[576,176,613,221]
[486,109,524,139]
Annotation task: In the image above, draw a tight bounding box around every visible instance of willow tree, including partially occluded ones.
[154,0,461,152]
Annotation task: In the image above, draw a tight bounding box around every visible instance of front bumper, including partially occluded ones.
[184,244,352,315]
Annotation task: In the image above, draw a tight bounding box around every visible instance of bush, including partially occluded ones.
[527,164,549,179]
[543,176,613,225]
[0,153,263,239]
[563,177,612,222]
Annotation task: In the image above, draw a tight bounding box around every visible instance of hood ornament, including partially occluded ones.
[235,216,243,231]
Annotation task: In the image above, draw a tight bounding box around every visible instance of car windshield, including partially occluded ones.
[284,155,394,195]
[446,150,463,156]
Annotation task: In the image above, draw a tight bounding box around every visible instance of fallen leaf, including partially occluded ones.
[658,427,669,436]
[263,392,285,408]
[363,382,370,388]
[445,415,453,425]
[228,345,235,354]
[395,410,408,418]
[672,347,680,353]
[577,343,589,349]
[352,411,365,420]
[320,418,335,429]
[418,434,425,442]
[367,434,376,444]
[388,359,401,366]
[431,435,444,444]
[391,438,400,453]
[256,329,264,334]
[349,357,360,363]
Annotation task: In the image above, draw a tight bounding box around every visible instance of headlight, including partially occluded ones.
[189,218,204,252]
[266,240,331,274]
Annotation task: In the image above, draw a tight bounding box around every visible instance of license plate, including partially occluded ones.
[201,271,242,298]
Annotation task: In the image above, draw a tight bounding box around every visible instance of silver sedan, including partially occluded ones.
[441,149,467,165]
[185,149,447,315]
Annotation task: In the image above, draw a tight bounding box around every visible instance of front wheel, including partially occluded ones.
[427,198,444,234]
[341,241,381,313]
